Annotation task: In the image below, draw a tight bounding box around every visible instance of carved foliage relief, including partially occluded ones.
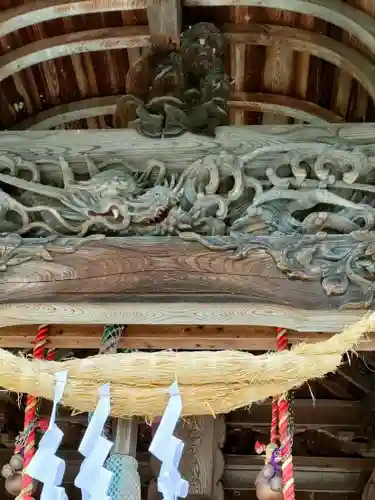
[0,139,375,306]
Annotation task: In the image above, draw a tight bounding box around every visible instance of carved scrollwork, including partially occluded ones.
[181,230,375,308]
[115,22,230,138]
[0,143,374,239]
[0,233,104,272]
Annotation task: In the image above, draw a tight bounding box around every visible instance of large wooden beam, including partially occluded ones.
[224,455,374,493]
[2,324,375,350]
[0,125,374,329]
[0,236,370,330]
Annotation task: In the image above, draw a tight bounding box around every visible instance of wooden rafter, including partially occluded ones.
[146,0,181,49]
[185,0,375,56]
[0,0,147,38]
[13,93,343,130]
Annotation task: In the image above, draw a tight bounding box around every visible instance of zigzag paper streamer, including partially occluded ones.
[149,381,189,500]
[25,371,68,500]
[74,383,114,500]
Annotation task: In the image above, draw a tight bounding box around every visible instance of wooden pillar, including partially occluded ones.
[148,416,225,500]
[146,0,181,49]
[113,418,139,457]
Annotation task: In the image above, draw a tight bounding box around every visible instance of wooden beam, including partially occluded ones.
[2,324,375,350]
[185,0,375,57]
[227,400,363,431]
[224,455,375,493]
[146,0,181,48]
[0,125,374,328]
[2,125,374,175]
[0,450,371,493]
[0,236,371,330]
[0,303,368,331]
[13,93,342,130]
[224,23,375,103]
[0,26,151,83]
[0,0,148,38]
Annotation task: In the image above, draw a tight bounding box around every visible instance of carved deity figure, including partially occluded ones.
[115,22,231,138]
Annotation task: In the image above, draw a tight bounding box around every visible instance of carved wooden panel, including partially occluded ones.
[0,125,375,324]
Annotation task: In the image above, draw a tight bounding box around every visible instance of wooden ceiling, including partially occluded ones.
[0,0,374,130]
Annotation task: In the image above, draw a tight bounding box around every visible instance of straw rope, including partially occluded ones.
[0,314,372,418]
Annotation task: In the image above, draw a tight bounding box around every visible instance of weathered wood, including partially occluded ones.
[224,24,375,104]
[0,450,370,493]
[4,324,374,349]
[0,303,367,330]
[0,0,147,38]
[0,236,370,325]
[11,21,375,130]
[0,125,374,327]
[14,92,342,130]
[1,124,374,175]
[113,418,138,457]
[223,455,375,493]
[2,324,375,350]
[0,26,151,82]
[227,400,363,431]
[146,0,181,48]
[185,0,375,57]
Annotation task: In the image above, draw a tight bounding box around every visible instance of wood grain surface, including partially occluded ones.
[3,324,375,349]
[13,92,343,130]
[0,125,374,328]
[0,26,151,83]
[2,123,375,176]
[0,301,369,330]
[0,236,362,308]
[186,0,375,56]
[0,0,148,38]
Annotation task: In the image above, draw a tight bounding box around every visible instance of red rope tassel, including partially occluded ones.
[17,325,54,500]
[276,328,295,500]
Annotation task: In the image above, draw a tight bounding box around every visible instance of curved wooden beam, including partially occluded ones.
[224,24,375,104]
[0,0,147,38]
[12,93,342,130]
[0,26,151,83]
[1,23,374,110]
[14,96,119,130]
[230,92,343,123]
[186,0,375,56]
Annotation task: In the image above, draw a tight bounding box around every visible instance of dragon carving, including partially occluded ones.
[1,142,375,306]
[0,153,243,237]
[0,143,374,238]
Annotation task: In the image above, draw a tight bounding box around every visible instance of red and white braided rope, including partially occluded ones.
[276,327,295,500]
[17,325,55,500]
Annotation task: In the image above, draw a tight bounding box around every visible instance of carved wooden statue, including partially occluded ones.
[115,23,231,138]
